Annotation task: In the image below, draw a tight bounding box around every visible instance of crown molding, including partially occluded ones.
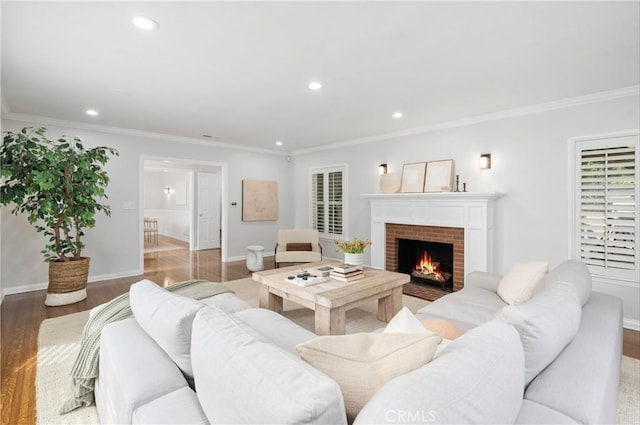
[1,111,289,157]
[3,85,637,157]
[293,85,640,155]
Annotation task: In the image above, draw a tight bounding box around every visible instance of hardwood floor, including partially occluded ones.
[1,236,639,424]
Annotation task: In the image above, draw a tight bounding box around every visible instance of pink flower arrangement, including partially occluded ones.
[334,237,372,254]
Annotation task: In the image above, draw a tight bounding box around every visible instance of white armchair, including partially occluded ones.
[274,229,323,268]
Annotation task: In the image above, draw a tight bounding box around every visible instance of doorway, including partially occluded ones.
[140,158,227,273]
[196,171,221,250]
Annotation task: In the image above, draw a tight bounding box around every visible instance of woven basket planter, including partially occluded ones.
[45,257,90,306]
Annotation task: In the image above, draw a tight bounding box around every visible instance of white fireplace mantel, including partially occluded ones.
[362,192,503,275]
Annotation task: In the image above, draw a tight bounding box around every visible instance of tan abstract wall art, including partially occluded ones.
[242,180,278,221]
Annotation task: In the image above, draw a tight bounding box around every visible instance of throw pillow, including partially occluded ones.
[353,321,525,425]
[382,306,430,334]
[497,261,549,305]
[296,332,441,421]
[286,242,312,251]
[129,280,205,383]
[495,281,582,385]
[421,318,464,340]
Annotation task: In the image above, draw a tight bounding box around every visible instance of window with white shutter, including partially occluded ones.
[572,133,639,282]
[311,173,325,234]
[311,166,346,238]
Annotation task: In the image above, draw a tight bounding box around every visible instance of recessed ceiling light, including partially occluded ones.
[132,16,159,31]
[308,81,322,91]
[392,112,403,119]
[86,109,99,116]
[275,141,283,146]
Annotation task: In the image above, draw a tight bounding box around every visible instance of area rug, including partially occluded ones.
[37,277,640,424]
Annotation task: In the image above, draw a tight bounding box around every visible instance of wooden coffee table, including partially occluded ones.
[252,261,410,335]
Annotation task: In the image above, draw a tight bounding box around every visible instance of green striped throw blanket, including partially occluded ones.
[60,279,232,414]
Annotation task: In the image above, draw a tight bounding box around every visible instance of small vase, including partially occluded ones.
[379,173,401,193]
[344,253,364,267]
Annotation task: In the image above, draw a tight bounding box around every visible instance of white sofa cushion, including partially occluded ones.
[296,332,441,421]
[416,286,508,329]
[497,261,549,305]
[96,318,188,425]
[132,387,209,425]
[129,280,205,381]
[495,281,582,385]
[234,307,316,353]
[516,400,578,424]
[191,305,347,425]
[354,320,525,425]
[200,291,253,313]
[537,259,592,307]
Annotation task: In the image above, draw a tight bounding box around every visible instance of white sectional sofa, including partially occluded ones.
[95,281,345,424]
[94,260,622,424]
[400,259,622,425]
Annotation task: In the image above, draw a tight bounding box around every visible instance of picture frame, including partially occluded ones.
[424,159,454,192]
[242,180,278,221]
[400,162,427,192]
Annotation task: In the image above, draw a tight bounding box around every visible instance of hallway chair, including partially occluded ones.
[274,229,322,268]
[144,217,159,245]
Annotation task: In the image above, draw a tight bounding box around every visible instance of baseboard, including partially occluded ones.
[624,318,640,331]
[225,251,275,263]
[87,269,144,284]
[2,269,143,296]
[159,232,189,243]
[4,281,49,295]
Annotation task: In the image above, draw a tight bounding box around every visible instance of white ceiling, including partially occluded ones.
[2,1,639,153]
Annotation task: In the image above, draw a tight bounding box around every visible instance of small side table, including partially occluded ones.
[246,245,265,271]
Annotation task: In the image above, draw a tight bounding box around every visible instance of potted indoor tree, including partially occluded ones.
[1,127,118,306]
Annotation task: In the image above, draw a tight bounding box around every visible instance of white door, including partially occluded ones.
[197,172,221,250]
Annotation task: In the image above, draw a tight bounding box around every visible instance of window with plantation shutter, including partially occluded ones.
[311,173,325,233]
[311,166,346,238]
[572,133,639,282]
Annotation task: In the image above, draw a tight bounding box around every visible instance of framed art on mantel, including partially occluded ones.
[400,162,427,192]
[424,159,454,192]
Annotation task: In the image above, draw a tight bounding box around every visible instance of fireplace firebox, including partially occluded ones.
[385,223,465,301]
[397,239,454,292]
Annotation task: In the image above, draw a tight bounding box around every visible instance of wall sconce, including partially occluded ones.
[479,154,492,170]
[378,163,388,175]
[164,186,175,195]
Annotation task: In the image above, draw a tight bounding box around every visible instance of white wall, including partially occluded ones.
[144,169,192,242]
[1,118,294,294]
[292,94,640,328]
[2,94,639,328]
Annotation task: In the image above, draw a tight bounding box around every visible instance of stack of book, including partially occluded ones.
[329,263,364,282]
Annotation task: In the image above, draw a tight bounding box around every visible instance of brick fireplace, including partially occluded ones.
[363,192,501,298]
[386,223,464,294]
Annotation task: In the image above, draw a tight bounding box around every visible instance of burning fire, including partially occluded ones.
[414,251,446,282]
[415,251,437,274]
